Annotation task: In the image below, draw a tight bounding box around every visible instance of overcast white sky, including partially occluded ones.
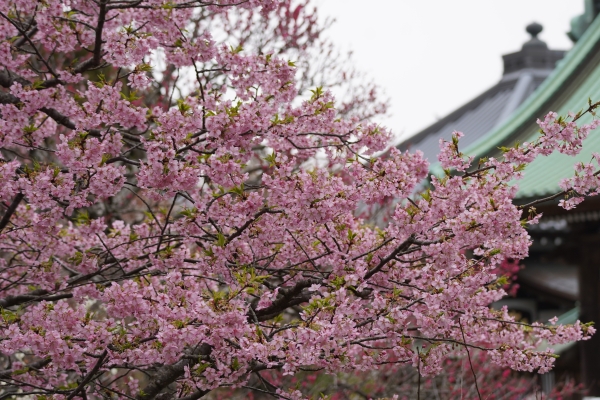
[316,1,585,143]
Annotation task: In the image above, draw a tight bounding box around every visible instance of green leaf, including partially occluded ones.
[230,44,243,54]
[23,124,38,134]
[514,163,526,172]
[1,308,20,324]
[228,183,245,198]
[194,362,210,376]
[75,211,90,226]
[310,86,324,102]
[68,251,84,266]
[331,276,345,289]
[216,232,227,247]
[136,63,153,72]
[177,98,191,115]
[31,80,45,89]
[180,207,198,219]
[120,90,139,102]
[226,101,242,118]
[99,153,111,166]
[94,72,106,88]
[13,367,30,375]
[347,229,357,242]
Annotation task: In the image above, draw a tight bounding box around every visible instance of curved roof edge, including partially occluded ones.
[462,14,600,159]
[398,79,518,150]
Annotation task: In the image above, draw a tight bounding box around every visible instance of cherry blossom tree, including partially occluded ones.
[207,352,584,399]
[0,0,598,399]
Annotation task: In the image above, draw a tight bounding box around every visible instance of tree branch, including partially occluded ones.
[0,70,31,89]
[363,235,414,280]
[66,350,108,400]
[177,389,210,400]
[0,358,51,379]
[0,192,24,232]
[0,289,73,308]
[252,278,319,322]
[137,344,211,400]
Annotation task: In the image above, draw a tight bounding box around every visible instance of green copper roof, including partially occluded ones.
[568,0,599,42]
[462,12,600,199]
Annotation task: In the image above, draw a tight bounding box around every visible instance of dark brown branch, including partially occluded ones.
[0,192,24,232]
[14,25,38,48]
[227,208,283,245]
[0,358,51,379]
[137,344,211,400]
[0,92,19,105]
[0,90,82,132]
[0,70,31,88]
[105,156,141,166]
[351,237,394,261]
[177,389,210,400]
[92,1,108,67]
[39,107,77,130]
[363,235,414,280]
[38,0,109,90]
[253,278,319,322]
[0,11,59,79]
[517,190,568,210]
[66,350,108,400]
[0,289,73,308]
[463,165,496,178]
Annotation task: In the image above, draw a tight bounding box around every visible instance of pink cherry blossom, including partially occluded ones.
[0,0,598,399]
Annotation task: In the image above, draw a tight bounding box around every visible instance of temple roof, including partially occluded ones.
[462,10,600,199]
[398,23,565,163]
[519,263,579,301]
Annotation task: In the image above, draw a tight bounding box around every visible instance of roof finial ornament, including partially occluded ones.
[526,22,543,39]
[523,22,547,49]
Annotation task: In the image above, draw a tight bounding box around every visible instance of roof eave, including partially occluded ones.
[461,15,600,160]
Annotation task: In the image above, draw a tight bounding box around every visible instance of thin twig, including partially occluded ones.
[458,318,482,400]
[65,350,107,400]
[417,346,421,400]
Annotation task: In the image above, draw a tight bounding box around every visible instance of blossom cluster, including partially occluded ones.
[0,0,597,399]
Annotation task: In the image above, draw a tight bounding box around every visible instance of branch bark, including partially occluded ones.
[137,344,212,400]
[66,350,108,400]
[252,278,319,322]
[0,192,24,233]
[0,358,51,379]
[363,235,414,280]
[0,289,73,308]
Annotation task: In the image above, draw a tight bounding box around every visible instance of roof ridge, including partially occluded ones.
[462,13,600,159]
